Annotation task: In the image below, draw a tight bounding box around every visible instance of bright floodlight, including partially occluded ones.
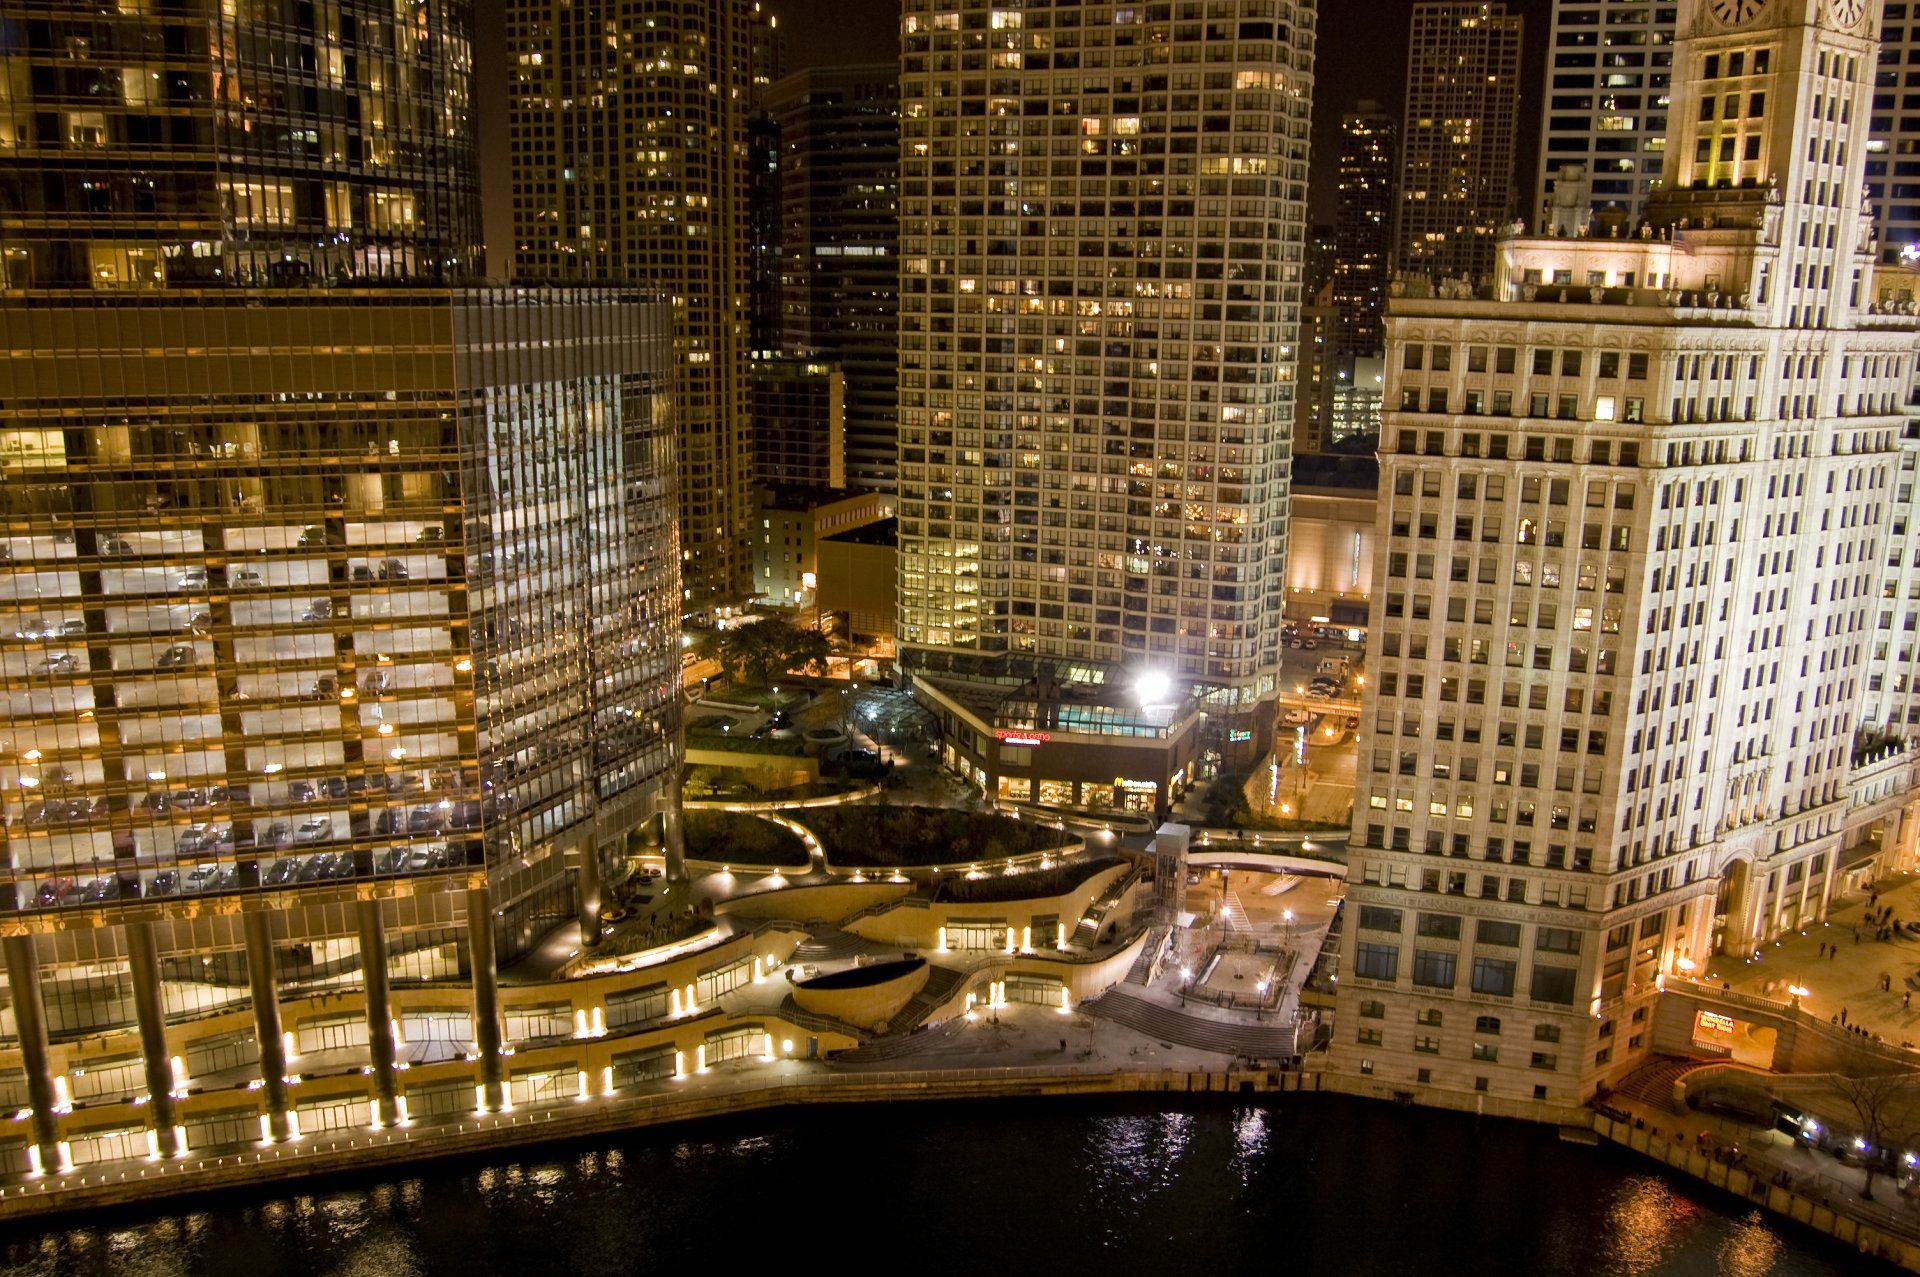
[1136,668,1174,704]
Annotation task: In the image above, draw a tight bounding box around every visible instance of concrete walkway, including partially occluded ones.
[1711,870,1920,1052]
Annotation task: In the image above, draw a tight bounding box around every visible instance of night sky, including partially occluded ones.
[477,0,1563,269]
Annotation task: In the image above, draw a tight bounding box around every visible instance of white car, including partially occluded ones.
[1281,708,1313,726]
[293,816,334,844]
[230,568,265,589]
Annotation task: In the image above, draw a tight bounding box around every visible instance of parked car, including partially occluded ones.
[1281,708,1313,726]
[175,823,213,854]
[99,536,133,556]
[294,816,333,844]
[39,652,78,673]
[262,821,293,848]
[377,559,409,581]
[407,805,442,836]
[300,600,333,622]
[157,645,195,669]
[359,670,392,695]
[306,676,339,700]
[34,877,77,907]
[78,876,126,903]
[173,568,208,590]
[287,780,317,803]
[147,870,180,898]
[182,864,222,894]
[263,856,303,886]
[296,526,334,549]
[229,567,265,589]
[295,852,341,882]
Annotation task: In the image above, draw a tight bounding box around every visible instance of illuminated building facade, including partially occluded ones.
[895,0,1314,780]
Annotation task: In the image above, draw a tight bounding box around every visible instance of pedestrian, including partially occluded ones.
[1831,948,1838,961]
[1873,891,1880,909]
[1842,1007,1849,1026]
[1818,942,1826,959]
[1904,992,1911,1010]
[1884,972,1893,993]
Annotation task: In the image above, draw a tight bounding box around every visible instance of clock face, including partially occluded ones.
[1829,0,1866,26]
[1710,0,1766,24]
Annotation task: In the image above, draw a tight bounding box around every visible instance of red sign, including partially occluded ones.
[996,730,1050,746]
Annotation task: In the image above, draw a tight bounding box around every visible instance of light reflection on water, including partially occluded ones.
[0,1101,1862,1277]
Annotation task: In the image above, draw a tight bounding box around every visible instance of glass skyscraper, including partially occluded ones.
[0,0,682,1172]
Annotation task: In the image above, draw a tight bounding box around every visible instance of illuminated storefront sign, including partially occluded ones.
[996,730,1049,747]
[1692,1009,1737,1049]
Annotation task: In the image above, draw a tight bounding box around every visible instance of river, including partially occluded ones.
[0,1096,1874,1276]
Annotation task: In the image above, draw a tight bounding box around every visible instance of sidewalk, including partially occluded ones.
[1714,870,1920,1050]
[1606,1085,1920,1240]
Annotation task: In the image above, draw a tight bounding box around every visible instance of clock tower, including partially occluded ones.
[1658,0,1879,325]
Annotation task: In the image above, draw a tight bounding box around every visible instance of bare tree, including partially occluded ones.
[1830,1045,1920,1201]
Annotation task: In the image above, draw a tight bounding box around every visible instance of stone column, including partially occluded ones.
[243,910,292,1141]
[466,885,504,1111]
[356,899,398,1127]
[2,935,61,1173]
[125,920,180,1156]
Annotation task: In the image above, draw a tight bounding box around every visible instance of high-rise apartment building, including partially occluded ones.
[508,0,777,614]
[0,0,682,1170]
[1398,2,1524,283]
[1334,0,1920,1109]
[763,65,901,493]
[895,0,1313,787]
[1533,2,1675,230]
[1333,103,1397,366]
[1870,3,1920,260]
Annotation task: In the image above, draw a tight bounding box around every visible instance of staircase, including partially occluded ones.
[1611,1056,1702,1113]
[791,929,892,964]
[831,1015,965,1064]
[1081,986,1297,1060]
[1222,886,1252,932]
[1125,926,1168,986]
[892,963,967,1034]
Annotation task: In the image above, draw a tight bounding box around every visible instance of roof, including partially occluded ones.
[822,517,897,547]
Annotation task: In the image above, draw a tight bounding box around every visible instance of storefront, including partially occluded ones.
[915,674,1203,820]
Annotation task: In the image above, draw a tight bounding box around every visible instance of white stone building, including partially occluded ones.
[1333,0,1920,1109]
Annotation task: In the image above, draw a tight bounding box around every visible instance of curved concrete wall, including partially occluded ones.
[793,961,930,1032]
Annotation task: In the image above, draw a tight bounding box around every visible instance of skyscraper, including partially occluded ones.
[763,64,901,493]
[1869,3,1920,261]
[894,0,1313,795]
[1333,103,1398,366]
[1334,0,1918,1108]
[1533,1,1675,230]
[508,0,777,614]
[0,0,682,1169]
[1397,2,1524,282]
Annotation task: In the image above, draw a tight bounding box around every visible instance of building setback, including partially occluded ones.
[0,0,683,1171]
[1333,0,1920,1109]
[507,0,776,615]
[895,0,1312,783]
[1397,2,1525,283]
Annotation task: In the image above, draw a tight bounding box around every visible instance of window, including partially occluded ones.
[1530,1052,1559,1070]
[1534,1024,1561,1043]
[1357,1027,1384,1045]
[1471,1042,1500,1062]
[1413,1035,1441,1054]
[1359,906,1404,932]
[1416,1008,1443,1027]
[1471,957,1517,997]
[1531,965,1578,1005]
[1416,913,1462,939]
[1478,920,1522,947]
[1359,999,1386,1019]
[1354,941,1400,981]
[1536,927,1582,954]
[1412,949,1458,989]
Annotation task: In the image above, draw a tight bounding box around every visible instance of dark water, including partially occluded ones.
[0,1097,1875,1276]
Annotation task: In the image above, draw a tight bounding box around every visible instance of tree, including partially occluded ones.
[696,619,830,689]
[1830,1044,1920,1201]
